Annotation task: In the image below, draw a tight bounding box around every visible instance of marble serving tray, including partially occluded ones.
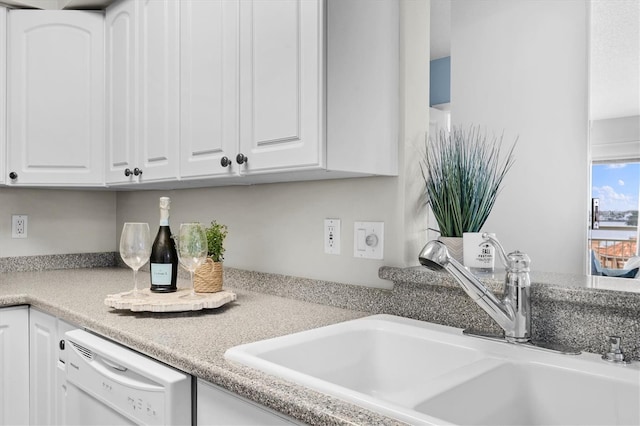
[104,288,237,312]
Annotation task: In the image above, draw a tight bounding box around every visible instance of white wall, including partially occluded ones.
[115,0,431,289]
[450,0,589,274]
[0,188,117,257]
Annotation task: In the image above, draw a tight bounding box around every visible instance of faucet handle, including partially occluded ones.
[602,336,631,364]
[481,233,509,266]
[481,233,530,272]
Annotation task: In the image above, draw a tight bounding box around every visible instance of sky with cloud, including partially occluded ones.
[592,163,640,212]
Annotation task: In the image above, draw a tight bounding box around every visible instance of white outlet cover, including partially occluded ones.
[324,218,341,255]
[354,221,384,259]
[12,215,28,239]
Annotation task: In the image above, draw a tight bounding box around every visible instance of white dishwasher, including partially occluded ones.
[63,329,191,426]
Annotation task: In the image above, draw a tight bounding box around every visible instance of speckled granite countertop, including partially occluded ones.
[3,257,639,424]
[0,267,405,426]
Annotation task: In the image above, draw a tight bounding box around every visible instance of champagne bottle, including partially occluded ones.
[150,197,178,292]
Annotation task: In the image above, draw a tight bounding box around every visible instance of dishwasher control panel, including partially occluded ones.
[64,329,190,426]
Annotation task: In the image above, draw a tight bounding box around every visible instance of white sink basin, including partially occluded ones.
[225,315,640,425]
[417,361,640,425]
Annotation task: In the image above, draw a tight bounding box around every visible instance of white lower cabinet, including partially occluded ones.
[0,306,29,426]
[29,308,75,426]
[197,379,300,425]
[1,306,300,425]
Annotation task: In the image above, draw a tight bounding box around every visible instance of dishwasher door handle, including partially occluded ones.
[102,358,128,372]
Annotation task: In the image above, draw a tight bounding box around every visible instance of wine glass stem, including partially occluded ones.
[189,270,195,297]
[132,269,139,295]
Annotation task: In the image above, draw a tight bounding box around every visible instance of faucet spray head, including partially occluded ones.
[418,240,451,271]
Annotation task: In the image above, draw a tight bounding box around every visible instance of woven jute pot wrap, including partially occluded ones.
[194,258,223,293]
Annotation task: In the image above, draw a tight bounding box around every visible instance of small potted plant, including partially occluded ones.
[194,220,228,293]
[421,125,516,262]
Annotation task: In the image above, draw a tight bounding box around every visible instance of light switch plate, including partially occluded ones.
[353,221,384,259]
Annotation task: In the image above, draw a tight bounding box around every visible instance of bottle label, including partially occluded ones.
[151,263,172,285]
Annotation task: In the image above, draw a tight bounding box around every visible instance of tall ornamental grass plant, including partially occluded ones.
[422,125,516,238]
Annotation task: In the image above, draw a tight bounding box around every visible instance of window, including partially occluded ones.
[590,161,639,272]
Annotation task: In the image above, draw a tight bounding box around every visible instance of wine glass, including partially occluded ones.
[176,222,208,300]
[119,223,151,299]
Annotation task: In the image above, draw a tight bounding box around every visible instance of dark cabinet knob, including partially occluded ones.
[9,172,17,180]
[133,168,142,176]
[59,340,65,350]
[220,156,232,167]
[236,153,248,165]
[124,168,132,177]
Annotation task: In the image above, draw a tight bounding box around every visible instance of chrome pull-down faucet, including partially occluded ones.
[419,233,531,343]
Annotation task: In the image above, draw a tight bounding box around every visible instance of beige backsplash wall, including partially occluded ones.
[0,188,117,257]
[116,176,419,289]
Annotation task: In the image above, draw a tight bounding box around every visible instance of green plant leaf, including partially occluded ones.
[421,125,516,237]
[204,220,228,262]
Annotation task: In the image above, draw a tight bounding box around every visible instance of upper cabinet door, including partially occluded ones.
[180,0,239,179]
[238,0,323,174]
[0,7,6,186]
[105,0,137,184]
[7,10,104,186]
[137,0,180,182]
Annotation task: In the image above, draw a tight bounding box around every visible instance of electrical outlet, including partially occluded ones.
[12,215,28,239]
[324,219,341,255]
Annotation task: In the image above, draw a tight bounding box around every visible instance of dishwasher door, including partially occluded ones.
[63,329,191,426]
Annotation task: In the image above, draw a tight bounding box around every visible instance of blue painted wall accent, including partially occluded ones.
[430,56,451,106]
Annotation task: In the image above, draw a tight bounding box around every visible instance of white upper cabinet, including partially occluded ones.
[106,0,179,185]
[182,0,398,181]
[325,0,399,176]
[7,10,105,186]
[237,0,323,175]
[180,0,239,179]
[0,6,6,186]
[137,0,179,182]
[7,0,398,188]
[105,0,136,184]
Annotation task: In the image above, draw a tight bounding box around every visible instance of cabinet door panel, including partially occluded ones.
[252,1,299,143]
[0,7,6,185]
[106,0,137,184]
[180,0,239,179]
[239,0,323,173]
[197,379,297,425]
[8,11,104,185]
[0,306,29,426]
[29,309,56,426]
[138,0,180,181]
